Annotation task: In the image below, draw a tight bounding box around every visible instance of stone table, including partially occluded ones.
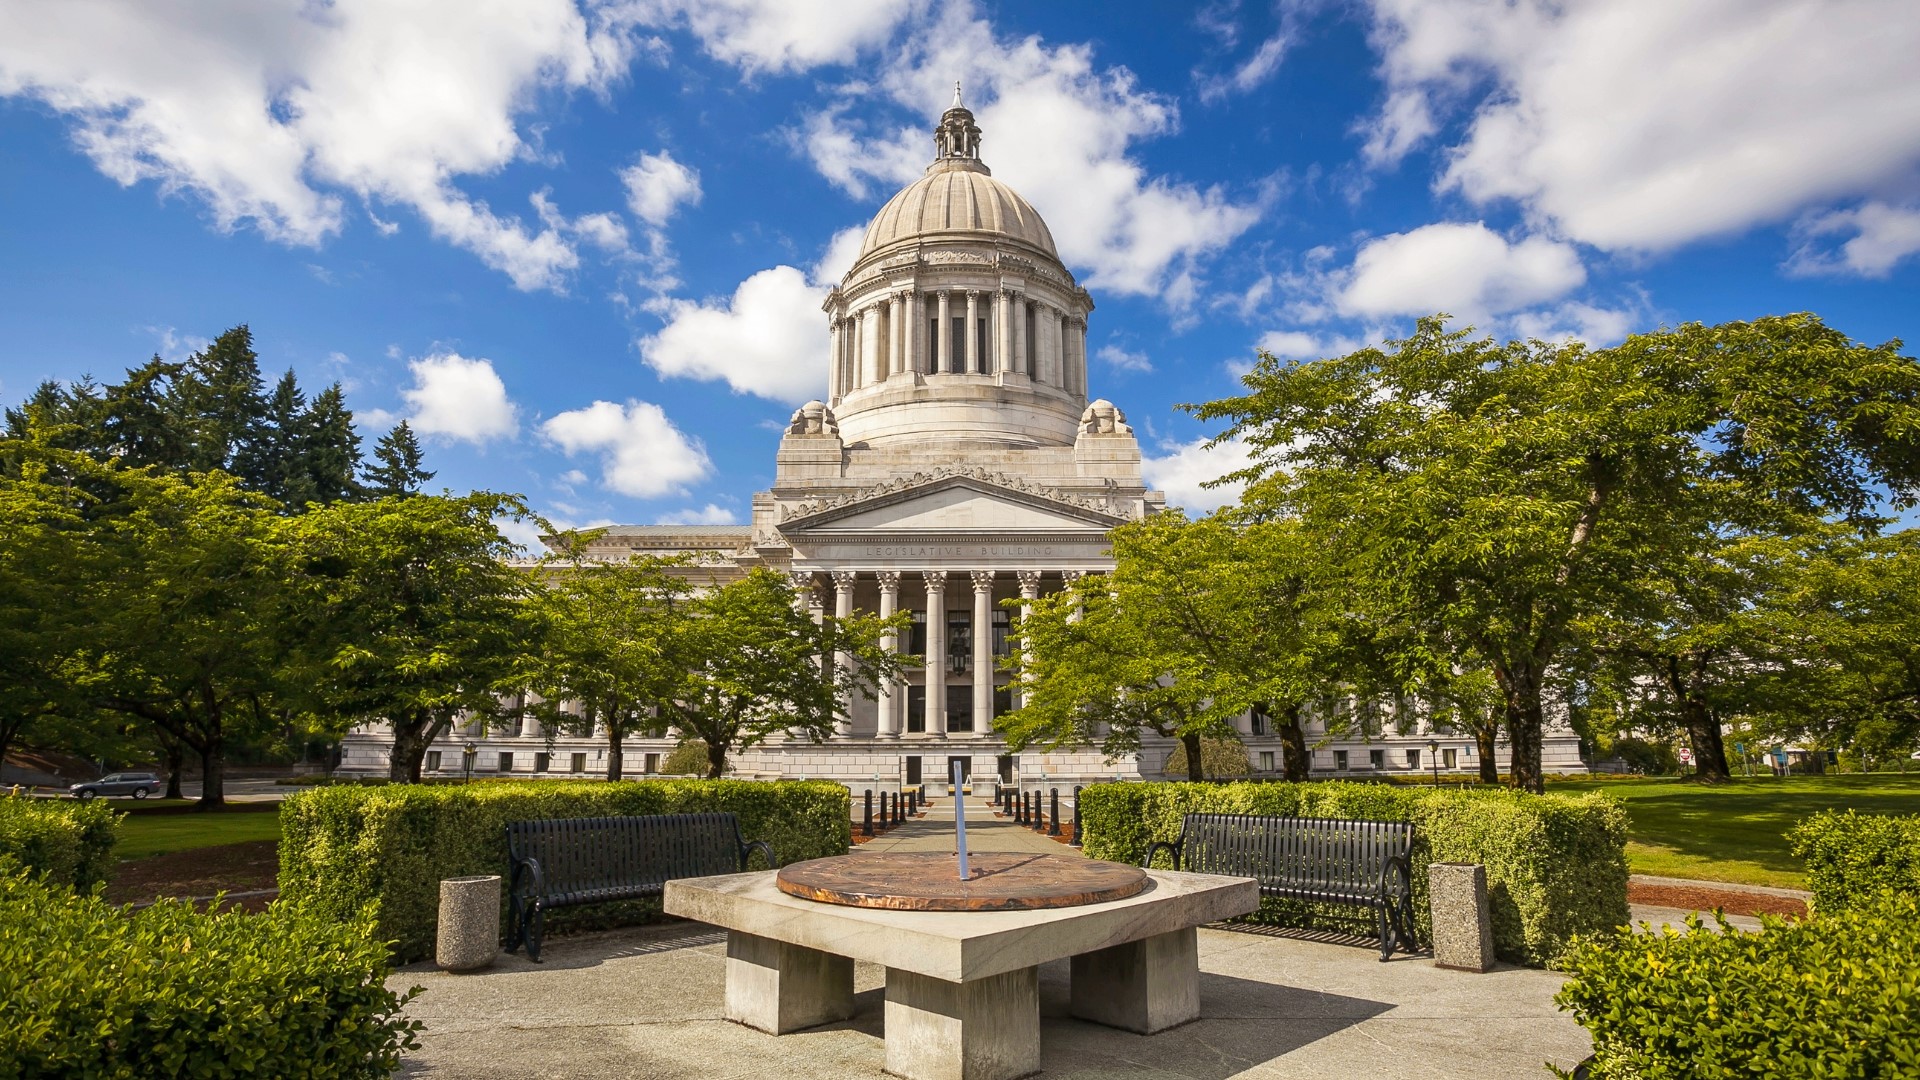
[663,863,1258,1080]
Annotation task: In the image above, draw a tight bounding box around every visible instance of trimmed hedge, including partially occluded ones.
[1789,809,1920,914]
[1555,896,1920,1079]
[0,794,117,890]
[279,779,850,962]
[1078,780,1629,967]
[0,865,419,1077]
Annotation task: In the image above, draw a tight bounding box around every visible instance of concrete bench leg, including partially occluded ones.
[884,965,1040,1080]
[723,931,855,1034]
[1068,926,1200,1034]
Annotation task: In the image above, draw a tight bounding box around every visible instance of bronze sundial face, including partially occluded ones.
[775,851,1150,911]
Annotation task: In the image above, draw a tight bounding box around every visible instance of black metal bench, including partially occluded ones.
[505,812,775,961]
[1143,813,1417,960]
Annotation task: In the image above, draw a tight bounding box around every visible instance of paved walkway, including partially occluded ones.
[393,919,1589,1079]
[858,796,1074,855]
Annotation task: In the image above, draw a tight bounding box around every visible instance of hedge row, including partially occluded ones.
[1555,896,1920,1079]
[1789,809,1920,914]
[0,865,419,1078]
[279,779,851,962]
[1078,780,1629,967]
[0,795,117,890]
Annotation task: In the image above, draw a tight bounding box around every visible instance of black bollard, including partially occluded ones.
[863,790,873,837]
[886,791,895,827]
[1018,790,1029,825]
[1049,788,1061,836]
[911,789,919,816]
[1072,785,1083,846]
[1035,791,1046,833]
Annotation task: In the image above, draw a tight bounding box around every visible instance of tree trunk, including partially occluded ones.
[388,719,424,783]
[1180,732,1205,782]
[1667,657,1732,783]
[1475,723,1499,784]
[162,737,185,799]
[194,740,225,810]
[1492,661,1547,793]
[706,739,728,779]
[1278,704,1311,782]
[606,728,624,782]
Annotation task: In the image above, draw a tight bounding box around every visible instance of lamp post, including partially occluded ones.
[462,741,476,784]
[1426,738,1439,786]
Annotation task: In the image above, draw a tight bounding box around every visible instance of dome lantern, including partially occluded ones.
[933,82,984,166]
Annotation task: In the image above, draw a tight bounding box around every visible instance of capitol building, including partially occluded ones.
[343,92,1585,789]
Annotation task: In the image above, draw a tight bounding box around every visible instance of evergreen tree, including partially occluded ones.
[365,421,434,497]
[176,325,266,475]
[300,385,362,505]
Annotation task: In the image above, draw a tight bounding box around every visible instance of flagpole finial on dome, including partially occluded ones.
[953,81,963,109]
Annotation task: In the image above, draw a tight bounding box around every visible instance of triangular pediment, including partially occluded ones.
[781,471,1128,534]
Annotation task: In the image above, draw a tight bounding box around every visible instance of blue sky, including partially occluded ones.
[2,0,1916,544]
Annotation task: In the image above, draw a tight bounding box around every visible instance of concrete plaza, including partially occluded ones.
[390,801,1592,1078]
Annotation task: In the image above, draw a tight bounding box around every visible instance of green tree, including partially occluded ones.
[1195,314,1920,792]
[652,569,911,778]
[284,493,536,782]
[521,535,692,781]
[363,421,434,497]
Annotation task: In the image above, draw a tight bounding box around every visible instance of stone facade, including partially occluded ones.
[339,91,1585,788]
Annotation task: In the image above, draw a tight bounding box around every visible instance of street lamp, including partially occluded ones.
[462,741,477,784]
[1426,738,1440,786]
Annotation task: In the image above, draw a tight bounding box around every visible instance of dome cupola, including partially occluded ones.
[820,87,1094,450]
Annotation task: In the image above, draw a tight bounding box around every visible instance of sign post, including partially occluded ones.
[952,759,971,881]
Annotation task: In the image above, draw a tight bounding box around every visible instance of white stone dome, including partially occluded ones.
[858,159,1057,260]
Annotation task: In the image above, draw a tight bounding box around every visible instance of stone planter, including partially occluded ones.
[1428,862,1495,972]
[437,875,501,972]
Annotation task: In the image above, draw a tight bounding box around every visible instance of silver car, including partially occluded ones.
[69,772,163,799]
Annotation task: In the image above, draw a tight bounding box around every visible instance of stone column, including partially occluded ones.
[1050,308,1066,389]
[991,289,1009,374]
[1067,316,1084,396]
[971,571,994,735]
[923,571,947,736]
[936,290,952,375]
[964,290,980,374]
[867,306,888,386]
[906,290,923,374]
[1013,296,1028,376]
[876,571,901,737]
[788,571,814,615]
[831,571,857,737]
[1036,304,1056,386]
[827,317,843,400]
[1015,570,1042,710]
[890,292,906,376]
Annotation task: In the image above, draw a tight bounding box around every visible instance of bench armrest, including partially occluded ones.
[512,853,547,900]
[1141,839,1183,871]
[740,839,777,871]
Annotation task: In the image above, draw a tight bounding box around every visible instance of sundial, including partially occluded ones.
[775,761,1149,911]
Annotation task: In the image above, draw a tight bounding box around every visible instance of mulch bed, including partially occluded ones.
[1627,879,1807,919]
[105,839,280,911]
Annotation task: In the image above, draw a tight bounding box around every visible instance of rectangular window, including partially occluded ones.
[975,318,989,373]
[427,750,442,773]
[1369,749,1384,770]
[991,610,1011,656]
[908,611,928,656]
[644,752,660,774]
[1406,749,1421,769]
[998,754,1015,783]
[950,316,965,369]
[905,756,922,786]
[1025,304,1036,374]
[1249,710,1269,736]
[1333,750,1348,771]
[993,684,1012,717]
[907,685,927,733]
[1443,748,1458,770]
[570,752,586,774]
[498,751,514,773]
[534,752,549,773]
[948,611,972,672]
[947,685,973,733]
[1259,750,1275,772]
[928,317,941,372]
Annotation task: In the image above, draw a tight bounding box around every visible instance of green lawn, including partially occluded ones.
[112,802,283,860]
[1546,773,1920,888]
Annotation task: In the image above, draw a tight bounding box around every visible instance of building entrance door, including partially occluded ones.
[947,756,971,792]
[905,756,922,786]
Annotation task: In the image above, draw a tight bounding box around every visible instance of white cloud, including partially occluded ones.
[1142,436,1254,514]
[655,503,739,525]
[812,224,869,286]
[0,0,640,290]
[1335,222,1584,320]
[1788,201,1920,279]
[627,0,917,74]
[1507,301,1637,347]
[641,266,825,402]
[1357,0,1920,253]
[1255,329,1365,362]
[797,3,1264,298]
[542,399,713,498]
[1199,33,1291,103]
[398,352,519,444]
[620,150,702,227]
[1096,344,1153,373]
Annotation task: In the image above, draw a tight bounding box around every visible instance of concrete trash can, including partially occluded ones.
[437,875,502,972]
[1428,862,1495,972]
